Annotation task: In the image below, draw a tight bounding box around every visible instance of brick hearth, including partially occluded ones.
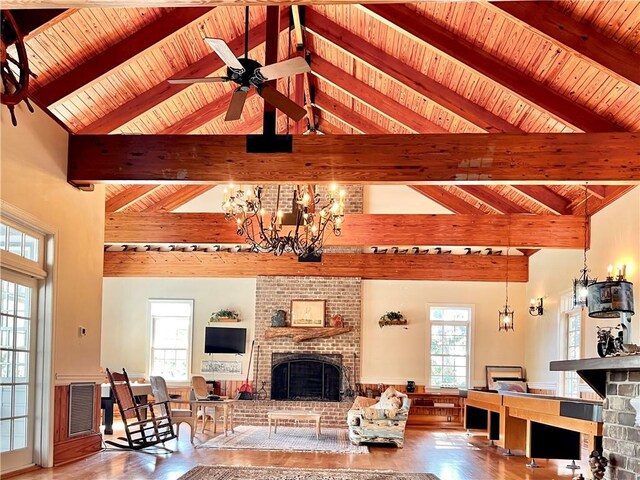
[233,400,353,428]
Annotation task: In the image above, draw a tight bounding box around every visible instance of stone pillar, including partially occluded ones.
[603,371,640,480]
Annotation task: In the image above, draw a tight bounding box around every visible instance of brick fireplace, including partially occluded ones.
[232,275,362,428]
[271,353,343,401]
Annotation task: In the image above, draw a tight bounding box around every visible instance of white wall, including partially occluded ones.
[525,188,640,386]
[364,185,452,214]
[101,277,256,382]
[1,106,105,378]
[361,279,528,388]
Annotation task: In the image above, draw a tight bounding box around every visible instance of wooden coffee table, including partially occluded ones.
[267,410,322,439]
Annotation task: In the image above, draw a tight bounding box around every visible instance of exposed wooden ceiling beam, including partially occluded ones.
[510,185,572,215]
[104,212,587,249]
[103,250,529,282]
[493,1,640,86]
[409,186,486,215]
[304,9,521,134]
[141,185,214,212]
[12,9,69,38]
[68,133,640,184]
[302,72,316,132]
[572,186,637,216]
[586,185,607,199]
[310,55,446,134]
[316,116,348,135]
[0,0,477,6]
[158,93,245,134]
[363,4,625,133]
[76,9,289,134]
[293,56,306,134]
[291,5,304,50]
[313,91,387,134]
[105,185,161,213]
[229,112,265,135]
[457,186,532,214]
[517,248,540,257]
[32,8,214,107]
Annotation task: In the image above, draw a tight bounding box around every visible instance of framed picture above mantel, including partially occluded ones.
[290,300,326,328]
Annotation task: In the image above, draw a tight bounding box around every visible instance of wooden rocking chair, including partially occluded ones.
[105,368,176,451]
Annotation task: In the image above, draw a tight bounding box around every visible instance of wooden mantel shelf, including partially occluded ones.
[550,356,640,399]
[264,327,353,343]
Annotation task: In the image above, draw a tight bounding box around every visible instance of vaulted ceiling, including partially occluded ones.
[7,1,640,280]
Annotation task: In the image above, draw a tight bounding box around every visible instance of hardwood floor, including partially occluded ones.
[10,423,588,480]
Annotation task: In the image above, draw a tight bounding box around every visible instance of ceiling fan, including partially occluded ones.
[169,10,310,122]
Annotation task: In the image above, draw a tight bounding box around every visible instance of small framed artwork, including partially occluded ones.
[290,300,326,327]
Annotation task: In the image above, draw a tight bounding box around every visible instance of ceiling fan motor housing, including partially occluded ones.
[228,57,263,86]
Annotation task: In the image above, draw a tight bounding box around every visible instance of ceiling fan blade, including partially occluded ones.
[255,57,311,82]
[167,77,229,85]
[225,88,249,121]
[258,84,307,121]
[205,38,245,72]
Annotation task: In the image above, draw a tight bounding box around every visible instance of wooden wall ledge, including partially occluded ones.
[264,327,353,342]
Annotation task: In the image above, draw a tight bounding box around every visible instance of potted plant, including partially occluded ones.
[379,311,407,328]
[210,309,240,322]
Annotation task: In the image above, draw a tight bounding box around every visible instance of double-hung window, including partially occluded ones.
[429,305,472,388]
[561,294,582,397]
[149,300,193,382]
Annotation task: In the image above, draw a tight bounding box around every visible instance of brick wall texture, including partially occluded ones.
[603,370,640,480]
[258,185,363,214]
[254,276,362,401]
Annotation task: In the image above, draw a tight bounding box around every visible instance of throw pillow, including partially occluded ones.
[496,381,527,393]
[353,396,377,409]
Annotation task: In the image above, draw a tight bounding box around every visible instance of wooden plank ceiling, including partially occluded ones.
[14,2,640,278]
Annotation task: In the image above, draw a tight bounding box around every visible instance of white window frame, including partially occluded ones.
[147,299,194,383]
[426,304,474,389]
[559,292,583,398]
[1,200,56,470]
[0,219,46,279]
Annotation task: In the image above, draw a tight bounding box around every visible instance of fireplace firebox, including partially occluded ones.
[271,353,342,401]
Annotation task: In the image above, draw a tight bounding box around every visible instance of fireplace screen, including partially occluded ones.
[271,353,342,401]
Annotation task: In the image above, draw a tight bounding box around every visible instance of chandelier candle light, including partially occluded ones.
[223,184,345,258]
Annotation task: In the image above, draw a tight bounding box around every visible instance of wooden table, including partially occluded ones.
[267,410,322,439]
[197,399,236,436]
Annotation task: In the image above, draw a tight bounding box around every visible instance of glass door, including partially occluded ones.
[0,272,37,472]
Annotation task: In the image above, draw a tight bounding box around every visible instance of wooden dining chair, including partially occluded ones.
[150,376,197,443]
[191,375,216,431]
[105,368,176,451]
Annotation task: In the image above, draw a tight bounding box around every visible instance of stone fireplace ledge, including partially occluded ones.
[550,356,640,399]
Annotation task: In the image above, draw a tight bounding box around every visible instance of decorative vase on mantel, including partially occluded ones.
[379,311,407,328]
[271,310,286,327]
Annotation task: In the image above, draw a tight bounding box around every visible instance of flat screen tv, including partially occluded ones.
[204,327,247,354]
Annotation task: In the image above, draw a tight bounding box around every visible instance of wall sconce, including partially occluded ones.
[529,298,544,316]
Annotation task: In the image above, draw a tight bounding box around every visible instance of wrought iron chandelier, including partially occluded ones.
[223,184,345,258]
[498,246,514,332]
[573,184,595,308]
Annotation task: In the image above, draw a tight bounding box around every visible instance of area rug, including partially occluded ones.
[196,425,368,454]
[178,466,441,480]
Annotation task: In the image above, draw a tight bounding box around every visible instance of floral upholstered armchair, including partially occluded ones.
[347,387,411,448]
